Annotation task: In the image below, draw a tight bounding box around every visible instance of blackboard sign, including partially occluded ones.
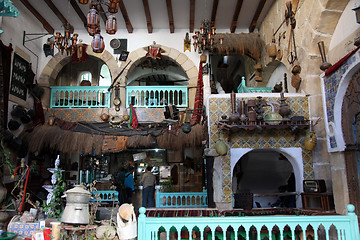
[10,53,30,101]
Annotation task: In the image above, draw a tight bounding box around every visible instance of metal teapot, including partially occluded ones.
[61,185,91,225]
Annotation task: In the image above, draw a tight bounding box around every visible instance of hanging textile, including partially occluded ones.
[128,104,139,129]
[72,44,88,62]
[190,62,203,126]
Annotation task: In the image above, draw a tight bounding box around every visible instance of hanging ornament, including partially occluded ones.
[87,6,99,30]
[105,15,117,34]
[215,140,227,155]
[108,0,119,13]
[91,31,105,53]
[184,32,191,52]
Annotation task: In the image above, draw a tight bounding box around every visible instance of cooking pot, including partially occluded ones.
[61,185,91,225]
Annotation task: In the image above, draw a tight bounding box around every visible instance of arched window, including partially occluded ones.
[80,71,92,85]
[99,64,111,86]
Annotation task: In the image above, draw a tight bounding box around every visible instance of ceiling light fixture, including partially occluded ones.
[52,23,78,55]
[192,19,223,53]
[79,0,119,53]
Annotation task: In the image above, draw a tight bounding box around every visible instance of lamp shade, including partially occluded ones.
[91,33,105,53]
[87,7,99,29]
[105,15,117,34]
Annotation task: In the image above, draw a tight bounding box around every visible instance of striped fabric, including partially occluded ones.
[190,62,203,126]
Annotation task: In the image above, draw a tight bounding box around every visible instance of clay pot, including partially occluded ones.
[48,116,55,126]
[291,74,301,89]
[304,131,317,151]
[100,113,109,122]
[268,43,277,59]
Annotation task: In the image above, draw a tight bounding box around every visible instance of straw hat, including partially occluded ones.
[118,203,134,221]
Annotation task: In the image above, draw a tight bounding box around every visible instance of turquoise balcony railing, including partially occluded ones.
[91,190,118,203]
[156,188,208,208]
[138,204,360,240]
[237,76,272,93]
[126,86,188,108]
[50,86,111,108]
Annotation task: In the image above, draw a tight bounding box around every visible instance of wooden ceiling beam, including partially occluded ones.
[142,0,153,33]
[249,0,266,32]
[119,0,133,33]
[189,0,195,33]
[166,0,174,33]
[19,0,54,34]
[98,4,107,25]
[69,0,87,30]
[210,0,219,28]
[43,0,69,27]
[230,0,243,33]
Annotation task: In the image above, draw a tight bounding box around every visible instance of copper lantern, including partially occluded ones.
[105,15,117,34]
[108,0,119,13]
[87,6,99,29]
[91,32,105,53]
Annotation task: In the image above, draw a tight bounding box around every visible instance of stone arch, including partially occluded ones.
[230,147,304,207]
[327,61,360,151]
[118,46,198,87]
[113,45,198,109]
[38,49,119,108]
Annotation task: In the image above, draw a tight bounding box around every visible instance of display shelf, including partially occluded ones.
[216,119,310,132]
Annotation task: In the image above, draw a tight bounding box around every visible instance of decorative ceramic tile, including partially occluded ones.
[209,96,312,202]
[323,49,360,151]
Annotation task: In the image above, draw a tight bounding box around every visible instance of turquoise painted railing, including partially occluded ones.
[237,76,272,93]
[50,86,111,108]
[156,188,208,208]
[126,86,188,108]
[138,204,360,240]
[91,190,118,203]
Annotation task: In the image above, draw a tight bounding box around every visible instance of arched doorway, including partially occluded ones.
[231,147,304,208]
[340,68,360,217]
[233,149,295,208]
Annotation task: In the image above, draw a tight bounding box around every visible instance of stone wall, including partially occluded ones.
[258,0,350,213]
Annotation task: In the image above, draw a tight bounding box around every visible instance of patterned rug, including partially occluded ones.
[144,209,220,217]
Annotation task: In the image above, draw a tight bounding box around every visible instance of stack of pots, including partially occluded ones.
[61,185,91,225]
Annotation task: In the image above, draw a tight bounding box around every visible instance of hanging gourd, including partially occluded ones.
[304,119,320,151]
[215,140,227,155]
[215,132,227,155]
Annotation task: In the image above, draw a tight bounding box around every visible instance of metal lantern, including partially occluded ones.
[105,15,117,34]
[78,0,89,4]
[87,7,99,29]
[108,1,119,13]
[88,26,99,36]
[91,32,105,53]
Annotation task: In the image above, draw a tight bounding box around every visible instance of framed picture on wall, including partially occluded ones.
[119,51,129,62]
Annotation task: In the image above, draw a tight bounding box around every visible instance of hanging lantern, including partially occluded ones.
[108,0,119,13]
[87,7,99,29]
[78,0,89,4]
[105,15,117,34]
[91,32,105,53]
[88,26,100,36]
